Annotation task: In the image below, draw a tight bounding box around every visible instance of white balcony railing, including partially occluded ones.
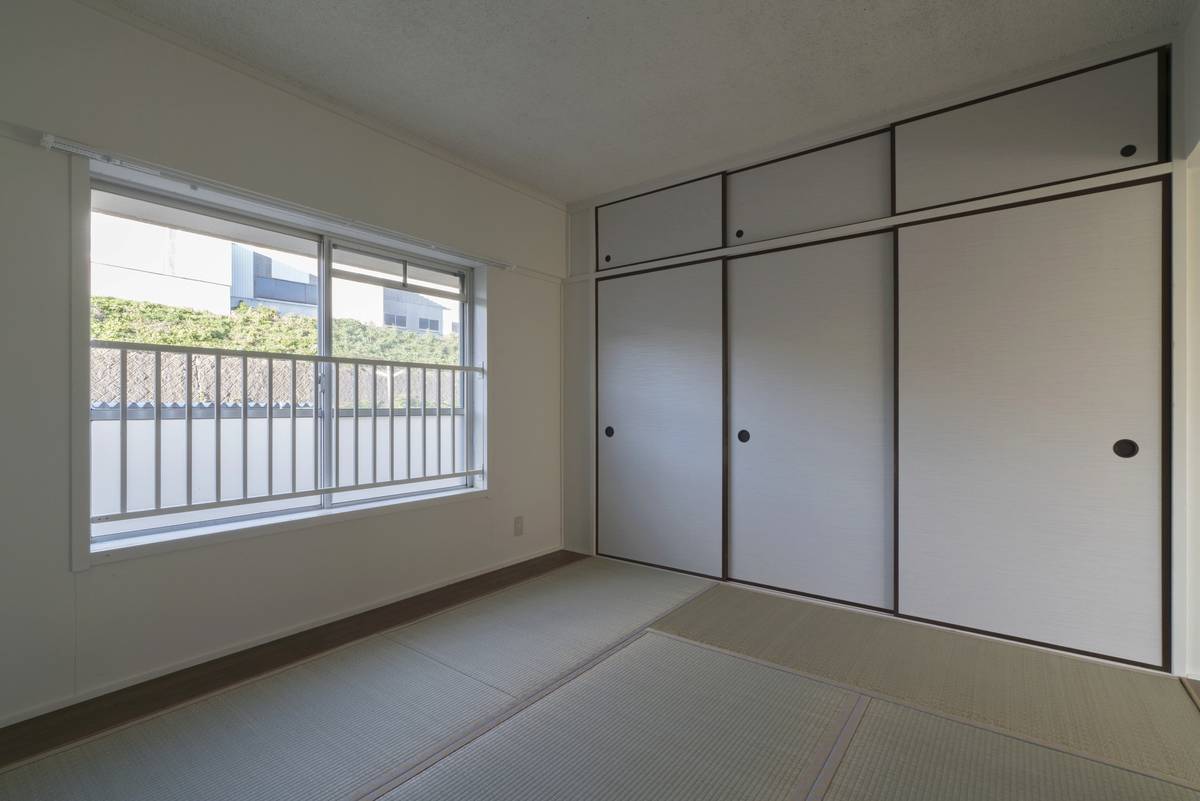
[89,340,482,525]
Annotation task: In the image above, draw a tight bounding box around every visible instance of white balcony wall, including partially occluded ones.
[88,411,466,536]
[0,0,565,726]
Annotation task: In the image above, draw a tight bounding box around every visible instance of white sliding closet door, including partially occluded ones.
[898,182,1164,666]
[596,261,723,577]
[728,234,894,609]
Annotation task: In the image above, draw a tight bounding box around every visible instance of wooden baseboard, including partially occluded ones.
[0,549,586,770]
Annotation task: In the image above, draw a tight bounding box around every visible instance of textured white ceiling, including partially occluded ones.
[101,0,1187,204]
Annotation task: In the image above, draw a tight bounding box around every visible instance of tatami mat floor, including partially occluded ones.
[653,583,1200,789]
[3,556,1198,800]
[0,558,711,800]
[823,699,1200,801]
[380,632,860,801]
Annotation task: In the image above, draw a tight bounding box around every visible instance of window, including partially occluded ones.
[87,187,480,548]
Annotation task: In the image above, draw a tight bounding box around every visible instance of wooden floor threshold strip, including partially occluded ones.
[649,630,1200,794]
[802,695,871,801]
[0,549,586,771]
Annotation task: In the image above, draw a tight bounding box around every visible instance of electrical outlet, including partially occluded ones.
[513,516,524,537]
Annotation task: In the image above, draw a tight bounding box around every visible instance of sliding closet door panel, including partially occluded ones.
[596,261,723,577]
[898,182,1163,665]
[728,234,894,608]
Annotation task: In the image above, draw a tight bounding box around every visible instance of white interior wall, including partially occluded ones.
[562,210,596,554]
[0,139,80,727]
[0,0,565,726]
[1183,0,1200,679]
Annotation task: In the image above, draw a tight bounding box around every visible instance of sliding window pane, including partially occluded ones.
[89,189,321,541]
[407,263,463,295]
[90,190,319,355]
[331,247,464,367]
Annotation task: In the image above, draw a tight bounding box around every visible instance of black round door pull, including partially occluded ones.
[735,229,744,238]
[1120,144,1137,157]
[737,429,750,443]
[604,254,612,263]
[1113,439,1138,458]
[604,426,614,438]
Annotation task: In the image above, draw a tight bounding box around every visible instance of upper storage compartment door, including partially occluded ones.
[726,132,892,245]
[894,51,1163,213]
[595,175,723,269]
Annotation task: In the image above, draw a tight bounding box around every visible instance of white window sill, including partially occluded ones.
[87,487,489,566]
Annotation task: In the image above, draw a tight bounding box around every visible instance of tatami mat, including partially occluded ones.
[0,637,513,801]
[822,700,1200,801]
[652,584,1200,788]
[1186,678,1200,712]
[381,631,859,801]
[385,557,713,697]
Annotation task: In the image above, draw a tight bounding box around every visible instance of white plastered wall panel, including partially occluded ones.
[562,207,597,553]
[895,52,1161,212]
[727,233,894,609]
[0,0,567,725]
[1181,1,1200,679]
[0,0,565,278]
[596,261,724,576]
[562,278,596,554]
[0,135,80,721]
[725,132,892,246]
[897,181,1164,666]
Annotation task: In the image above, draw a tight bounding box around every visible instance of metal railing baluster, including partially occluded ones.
[154,351,161,510]
[405,367,412,480]
[267,358,274,498]
[241,356,248,500]
[215,355,222,502]
[371,364,378,485]
[421,367,428,478]
[389,367,395,482]
[333,364,340,488]
[291,359,297,494]
[185,354,192,507]
[436,369,443,476]
[353,364,360,487]
[119,348,127,514]
[312,361,319,492]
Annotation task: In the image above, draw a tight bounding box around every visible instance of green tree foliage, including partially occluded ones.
[91,296,460,365]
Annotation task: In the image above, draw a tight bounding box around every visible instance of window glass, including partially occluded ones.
[407,263,463,294]
[331,247,463,366]
[90,191,319,355]
[86,190,476,546]
[330,248,404,282]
